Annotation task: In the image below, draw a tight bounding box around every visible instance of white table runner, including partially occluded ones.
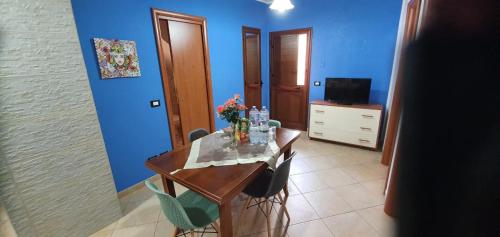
[183,132,280,170]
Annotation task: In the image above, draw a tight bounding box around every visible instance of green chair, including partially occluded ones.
[145,181,220,237]
[268,119,281,128]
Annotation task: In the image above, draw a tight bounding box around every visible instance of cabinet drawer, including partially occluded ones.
[309,119,379,134]
[310,105,329,120]
[309,127,378,148]
[310,104,381,124]
[310,105,380,132]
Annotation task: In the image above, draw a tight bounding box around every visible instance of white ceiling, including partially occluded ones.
[256,0,273,4]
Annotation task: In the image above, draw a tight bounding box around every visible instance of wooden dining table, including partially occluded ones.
[145,128,301,237]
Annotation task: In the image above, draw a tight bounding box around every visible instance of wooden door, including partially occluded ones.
[152,9,215,150]
[382,0,422,216]
[382,0,422,165]
[270,28,312,131]
[242,26,262,113]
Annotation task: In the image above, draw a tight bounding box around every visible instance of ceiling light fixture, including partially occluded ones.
[269,0,294,12]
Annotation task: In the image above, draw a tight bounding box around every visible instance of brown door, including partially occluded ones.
[382,0,422,165]
[382,0,422,216]
[270,28,312,130]
[242,26,262,113]
[152,9,215,150]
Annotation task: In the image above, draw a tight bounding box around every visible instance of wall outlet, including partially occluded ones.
[150,99,160,108]
[314,81,321,86]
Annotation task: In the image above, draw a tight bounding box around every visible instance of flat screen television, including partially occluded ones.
[324,78,371,104]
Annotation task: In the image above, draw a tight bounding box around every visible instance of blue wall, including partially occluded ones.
[71,0,269,191]
[267,0,401,105]
[72,0,401,192]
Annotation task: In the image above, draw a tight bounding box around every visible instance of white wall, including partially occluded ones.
[0,0,122,236]
[385,0,411,112]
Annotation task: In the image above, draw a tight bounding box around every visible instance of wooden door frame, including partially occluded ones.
[382,0,423,216]
[382,0,422,165]
[151,8,215,150]
[269,28,312,130]
[242,26,262,112]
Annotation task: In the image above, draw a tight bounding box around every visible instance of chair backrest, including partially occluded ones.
[188,128,209,142]
[265,152,296,197]
[268,119,281,128]
[145,181,196,230]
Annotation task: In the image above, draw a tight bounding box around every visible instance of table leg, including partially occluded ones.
[161,174,176,197]
[283,148,292,200]
[218,202,233,237]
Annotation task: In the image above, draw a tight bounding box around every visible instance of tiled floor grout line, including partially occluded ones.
[104,138,387,237]
[126,191,386,237]
[295,181,360,195]
[319,218,337,237]
[151,220,160,237]
[353,211,384,237]
[112,185,384,235]
[355,205,387,237]
[301,192,322,219]
[289,162,384,176]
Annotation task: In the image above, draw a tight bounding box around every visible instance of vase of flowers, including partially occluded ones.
[217,94,247,147]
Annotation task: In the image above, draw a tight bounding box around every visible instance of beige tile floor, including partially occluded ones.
[90,133,395,237]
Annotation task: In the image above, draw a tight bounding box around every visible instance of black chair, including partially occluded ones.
[237,152,296,237]
[188,128,209,142]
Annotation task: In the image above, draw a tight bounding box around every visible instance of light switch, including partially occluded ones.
[150,99,160,108]
[314,81,321,86]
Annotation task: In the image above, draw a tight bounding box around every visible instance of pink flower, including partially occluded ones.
[217,105,224,113]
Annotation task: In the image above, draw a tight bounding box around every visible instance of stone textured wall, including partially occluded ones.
[0,0,122,236]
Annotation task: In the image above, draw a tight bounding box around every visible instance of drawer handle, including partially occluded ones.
[315,110,325,113]
[361,114,374,118]
[358,139,371,143]
[313,132,323,135]
[360,127,372,131]
[314,121,324,124]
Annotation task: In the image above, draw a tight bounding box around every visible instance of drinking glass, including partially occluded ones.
[269,126,277,141]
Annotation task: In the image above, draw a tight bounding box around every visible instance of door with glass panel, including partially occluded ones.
[270,28,312,130]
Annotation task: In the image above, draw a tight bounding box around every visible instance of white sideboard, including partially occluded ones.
[308,100,383,149]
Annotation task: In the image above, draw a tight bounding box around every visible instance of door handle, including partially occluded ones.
[358,139,370,143]
[361,114,374,118]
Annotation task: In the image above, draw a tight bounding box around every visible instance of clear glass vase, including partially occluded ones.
[230,122,238,148]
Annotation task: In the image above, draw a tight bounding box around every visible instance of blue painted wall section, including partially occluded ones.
[72,0,401,191]
[71,0,269,191]
[267,0,402,105]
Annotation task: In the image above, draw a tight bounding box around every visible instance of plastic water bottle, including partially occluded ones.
[249,106,260,144]
[259,106,269,144]
[249,125,259,144]
[249,106,260,127]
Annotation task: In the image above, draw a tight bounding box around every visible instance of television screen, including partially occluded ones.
[324,78,371,104]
